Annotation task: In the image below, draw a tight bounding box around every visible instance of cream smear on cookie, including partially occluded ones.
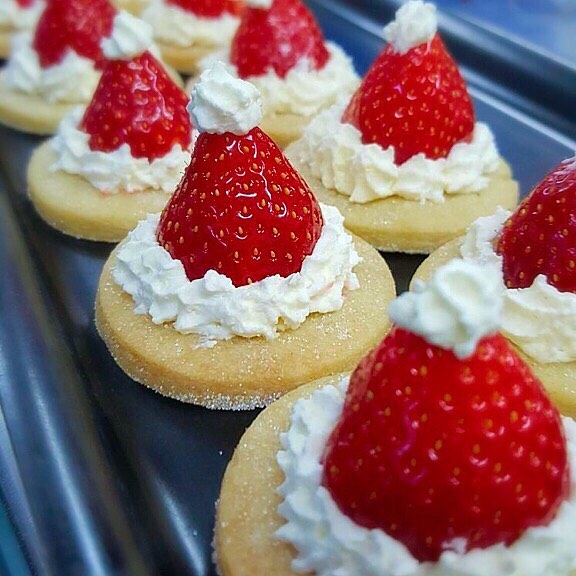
[49,107,192,194]
[141,0,240,48]
[0,0,42,30]
[113,204,361,347]
[461,209,576,363]
[277,377,576,576]
[200,43,360,118]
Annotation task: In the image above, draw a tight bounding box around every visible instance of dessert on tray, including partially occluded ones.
[141,0,243,74]
[215,259,576,576]
[0,0,43,58]
[95,64,395,409]
[286,0,518,253]
[196,0,359,149]
[0,0,117,134]
[414,156,576,417]
[27,11,193,242]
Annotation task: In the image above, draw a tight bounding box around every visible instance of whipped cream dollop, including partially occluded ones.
[201,43,360,118]
[384,0,437,55]
[50,107,192,194]
[0,0,42,30]
[101,11,153,60]
[462,209,576,363]
[286,101,500,204]
[277,378,576,576]
[189,63,263,135]
[141,0,240,48]
[389,259,502,359]
[113,205,361,347]
[4,33,100,103]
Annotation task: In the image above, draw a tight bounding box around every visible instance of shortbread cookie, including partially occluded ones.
[96,236,394,409]
[111,0,150,15]
[28,144,171,241]
[215,259,576,576]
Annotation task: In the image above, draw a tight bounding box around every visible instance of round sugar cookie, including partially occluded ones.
[413,238,576,419]
[285,156,519,254]
[215,379,328,576]
[0,29,12,59]
[154,42,217,75]
[95,238,395,409]
[260,112,309,150]
[0,73,77,134]
[28,142,171,242]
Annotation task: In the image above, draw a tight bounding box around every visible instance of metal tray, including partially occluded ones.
[1,1,575,574]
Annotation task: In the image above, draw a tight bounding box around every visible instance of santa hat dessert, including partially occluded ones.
[287,0,519,253]
[27,11,194,241]
[196,0,359,149]
[141,0,244,74]
[215,258,576,576]
[0,0,117,133]
[0,0,44,58]
[95,63,395,409]
[415,155,576,419]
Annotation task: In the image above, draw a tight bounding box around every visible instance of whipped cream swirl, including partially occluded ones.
[462,209,576,363]
[101,11,154,60]
[50,107,192,194]
[389,259,502,359]
[277,378,576,576]
[3,33,100,103]
[287,101,500,204]
[0,0,42,30]
[141,0,240,48]
[384,1,437,55]
[200,43,360,118]
[113,204,361,347]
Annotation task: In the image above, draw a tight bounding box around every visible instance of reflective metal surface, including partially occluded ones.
[0,2,575,575]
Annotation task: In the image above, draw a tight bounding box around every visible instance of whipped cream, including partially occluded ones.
[389,259,502,359]
[189,63,263,135]
[384,0,437,55]
[462,209,576,363]
[50,107,192,194]
[277,378,576,576]
[141,0,240,48]
[287,101,500,204]
[201,43,360,118]
[0,0,42,31]
[3,33,100,104]
[113,205,361,347]
[101,11,154,60]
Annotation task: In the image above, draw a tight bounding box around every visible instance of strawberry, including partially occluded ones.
[17,0,35,7]
[342,34,474,165]
[166,0,243,17]
[33,0,116,70]
[81,51,192,161]
[230,0,329,79]
[496,157,576,292]
[157,127,323,287]
[322,327,569,562]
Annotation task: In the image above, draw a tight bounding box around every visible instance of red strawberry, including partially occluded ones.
[496,157,576,292]
[81,51,192,161]
[157,127,323,287]
[166,0,243,17]
[342,34,474,165]
[230,0,329,79]
[33,0,116,70]
[17,0,35,8]
[322,327,569,562]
